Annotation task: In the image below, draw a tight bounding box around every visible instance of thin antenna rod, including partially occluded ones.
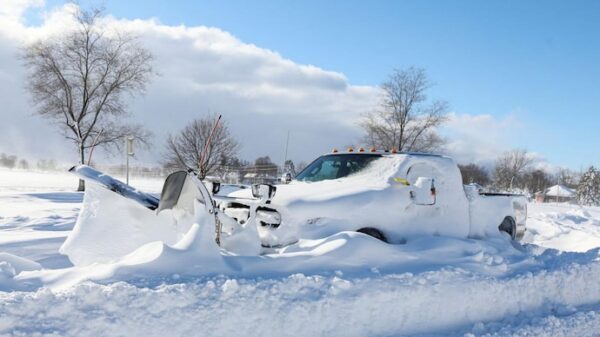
[283,130,290,171]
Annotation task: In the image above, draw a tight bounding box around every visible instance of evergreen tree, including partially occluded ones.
[577,166,600,206]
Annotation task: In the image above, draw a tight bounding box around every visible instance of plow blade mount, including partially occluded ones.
[69,165,160,210]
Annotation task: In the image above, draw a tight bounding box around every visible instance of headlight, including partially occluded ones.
[251,184,277,200]
[255,207,281,228]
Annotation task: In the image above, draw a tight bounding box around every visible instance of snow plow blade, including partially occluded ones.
[69,165,160,210]
[156,170,188,213]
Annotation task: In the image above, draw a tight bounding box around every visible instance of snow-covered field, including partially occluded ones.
[1,168,600,337]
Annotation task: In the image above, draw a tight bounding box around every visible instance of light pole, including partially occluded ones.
[125,136,134,185]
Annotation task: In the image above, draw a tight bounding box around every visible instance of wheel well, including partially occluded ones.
[498,216,516,240]
[356,227,388,243]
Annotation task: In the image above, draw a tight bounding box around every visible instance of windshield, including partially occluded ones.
[295,154,381,182]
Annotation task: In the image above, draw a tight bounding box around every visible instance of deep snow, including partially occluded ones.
[1,168,600,336]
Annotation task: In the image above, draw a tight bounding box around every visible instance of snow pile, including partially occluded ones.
[27,230,532,291]
[0,253,41,292]
[3,248,600,337]
[525,203,600,252]
[59,184,179,265]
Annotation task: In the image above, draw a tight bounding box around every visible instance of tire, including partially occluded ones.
[356,227,388,243]
[498,217,516,240]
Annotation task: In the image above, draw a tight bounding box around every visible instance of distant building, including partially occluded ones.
[242,172,279,185]
[535,184,576,203]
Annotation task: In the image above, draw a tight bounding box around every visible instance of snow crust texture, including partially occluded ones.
[2,252,600,337]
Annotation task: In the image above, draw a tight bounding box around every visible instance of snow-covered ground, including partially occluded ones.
[1,168,600,336]
[525,202,600,252]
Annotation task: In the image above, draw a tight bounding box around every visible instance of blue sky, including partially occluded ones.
[26,1,600,169]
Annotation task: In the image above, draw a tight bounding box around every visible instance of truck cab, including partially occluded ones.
[215,150,526,250]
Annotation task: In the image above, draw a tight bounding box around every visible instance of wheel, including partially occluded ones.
[356,227,388,243]
[498,217,516,240]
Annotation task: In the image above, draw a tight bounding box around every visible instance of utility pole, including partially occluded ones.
[125,136,134,185]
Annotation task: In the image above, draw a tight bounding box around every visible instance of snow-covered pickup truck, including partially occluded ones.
[66,150,526,262]
[214,150,527,248]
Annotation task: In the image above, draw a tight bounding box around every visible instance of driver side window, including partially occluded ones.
[310,158,339,181]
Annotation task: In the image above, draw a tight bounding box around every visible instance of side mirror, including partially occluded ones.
[204,181,221,196]
[252,184,277,202]
[410,177,436,205]
[211,182,221,195]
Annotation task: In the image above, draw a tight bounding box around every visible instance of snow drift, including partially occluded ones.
[5,247,600,337]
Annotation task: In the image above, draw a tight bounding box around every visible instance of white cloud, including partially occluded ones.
[441,112,523,166]
[441,112,563,173]
[0,2,379,165]
[0,0,44,20]
[0,2,563,173]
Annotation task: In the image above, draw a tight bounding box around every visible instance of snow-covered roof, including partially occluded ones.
[545,184,575,197]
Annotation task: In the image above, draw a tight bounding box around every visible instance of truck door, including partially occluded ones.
[406,163,439,206]
[404,159,471,238]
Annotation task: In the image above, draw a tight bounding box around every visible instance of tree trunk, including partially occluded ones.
[77,143,85,192]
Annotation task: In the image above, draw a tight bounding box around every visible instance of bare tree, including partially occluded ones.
[360,67,448,153]
[164,115,239,179]
[458,163,491,186]
[522,169,552,194]
[253,156,279,177]
[21,7,153,190]
[493,149,534,190]
[556,168,579,189]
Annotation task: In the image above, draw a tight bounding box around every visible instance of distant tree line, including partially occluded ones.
[458,149,579,192]
[0,153,61,171]
[457,149,600,206]
[0,153,18,169]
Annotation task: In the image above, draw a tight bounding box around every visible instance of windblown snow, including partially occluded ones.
[1,167,600,337]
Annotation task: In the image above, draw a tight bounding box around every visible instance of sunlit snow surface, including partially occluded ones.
[1,168,600,337]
